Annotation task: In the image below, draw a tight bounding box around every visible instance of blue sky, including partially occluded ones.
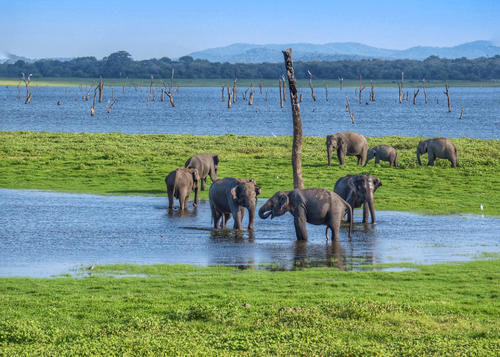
[1,0,498,59]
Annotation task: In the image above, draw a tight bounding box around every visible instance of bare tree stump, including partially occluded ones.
[370,81,375,101]
[444,82,451,112]
[398,80,402,103]
[283,48,304,190]
[21,73,32,104]
[422,80,428,104]
[459,106,464,120]
[227,87,232,109]
[248,83,254,105]
[232,78,238,103]
[307,70,316,101]
[98,76,104,103]
[221,85,225,102]
[339,76,343,91]
[358,74,366,104]
[413,89,420,104]
[325,82,329,102]
[259,80,263,94]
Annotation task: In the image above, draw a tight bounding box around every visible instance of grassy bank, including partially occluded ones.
[1,260,499,355]
[1,77,499,88]
[0,131,499,215]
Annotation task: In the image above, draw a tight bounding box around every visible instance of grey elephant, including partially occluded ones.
[416,138,458,168]
[326,131,368,166]
[185,153,219,191]
[334,174,382,224]
[365,145,398,167]
[258,188,352,241]
[209,177,261,230]
[165,168,200,210]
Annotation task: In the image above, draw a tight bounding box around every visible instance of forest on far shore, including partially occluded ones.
[1,51,499,81]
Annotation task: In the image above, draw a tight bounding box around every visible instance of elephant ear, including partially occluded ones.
[372,177,382,191]
[278,192,289,210]
[255,185,262,196]
[231,185,240,201]
[190,168,200,183]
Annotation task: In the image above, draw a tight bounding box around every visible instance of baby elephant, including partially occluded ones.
[209,177,261,230]
[258,188,352,241]
[165,168,200,210]
[365,145,398,167]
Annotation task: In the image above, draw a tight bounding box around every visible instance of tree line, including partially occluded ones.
[1,50,499,80]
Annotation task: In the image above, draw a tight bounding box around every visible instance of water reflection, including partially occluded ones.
[0,189,499,277]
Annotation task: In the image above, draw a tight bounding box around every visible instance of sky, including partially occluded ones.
[1,0,499,60]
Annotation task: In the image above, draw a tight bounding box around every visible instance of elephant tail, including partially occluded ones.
[395,152,399,167]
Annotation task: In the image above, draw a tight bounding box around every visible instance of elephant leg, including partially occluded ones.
[357,155,362,165]
[222,213,231,228]
[213,210,221,228]
[428,152,435,166]
[293,211,308,240]
[375,157,380,165]
[337,151,345,166]
[168,188,174,209]
[201,177,207,191]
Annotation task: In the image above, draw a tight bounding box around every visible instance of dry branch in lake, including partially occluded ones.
[21,73,32,104]
[444,82,451,112]
[307,70,316,101]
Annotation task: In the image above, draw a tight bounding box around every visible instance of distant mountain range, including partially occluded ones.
[187,41,500,63]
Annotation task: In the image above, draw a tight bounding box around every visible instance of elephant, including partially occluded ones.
[326,131,368,166]
[258,188,352,241]
[185,153,219,191]
[209,177,261,230]
[416,138,458,168]
[165,168,200,210]
[334,174,382,224]
[365,145,398,167]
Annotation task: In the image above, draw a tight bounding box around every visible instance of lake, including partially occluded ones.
[1,189,499,277]
[1,85,499,139]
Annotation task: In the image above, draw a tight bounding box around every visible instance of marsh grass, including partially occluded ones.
[0,260,499,355]
[1,132,499,215]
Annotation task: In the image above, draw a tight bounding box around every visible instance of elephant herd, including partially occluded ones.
[165,132,459,241]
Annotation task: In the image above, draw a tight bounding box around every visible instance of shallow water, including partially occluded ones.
[1,189,498,277]
[1,86,499,139]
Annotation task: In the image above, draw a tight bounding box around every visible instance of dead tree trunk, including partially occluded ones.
[221,85,225,102]
[98,76,104,103]
[279,79,283,108]
[283,48,304,190]
[339,76,343,90]
[91,86,98,116]
[444,82,451,112]
[346,95,354,124]
[232,78,238,103]
[227,87,232,108]
[459,106,464,120]
[299,89,303,103]
[422,80,428,104]
[325,82,329,102]
[307,70,316,101]
[259,80,263,94]
[166,92,175,107]
[406,91,409,101]
[413,89,420,104]
[398,81,402,103]
[370,81,375,101]
[248,83,254,105]
[358,74,365,104]
[21,73,32,104]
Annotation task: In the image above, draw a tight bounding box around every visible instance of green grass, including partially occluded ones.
[1,131,499,215]
[1,77,499,88]
[1,260,499,355]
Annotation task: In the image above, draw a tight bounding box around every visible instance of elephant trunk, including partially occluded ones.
[347,203,353,238]
[367,191,375,224]
[258,200,272,219]
[327,146,332,166]
[416,151,422,165]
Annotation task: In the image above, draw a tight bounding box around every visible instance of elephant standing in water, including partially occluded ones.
[209,178,261,230]
[326,132,368,166]
[258,188,352,241]
[416,138,458,168]
[185,153,219,191]
[165,168,200,210]
[365,145,398,167]
[334,174,382,224]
